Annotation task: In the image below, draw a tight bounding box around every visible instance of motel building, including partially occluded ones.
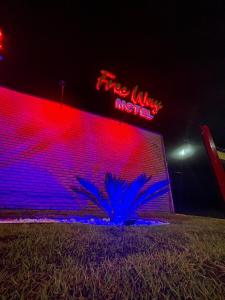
[0,71,174,215]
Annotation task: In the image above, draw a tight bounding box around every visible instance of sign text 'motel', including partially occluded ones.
[96,70,163,121]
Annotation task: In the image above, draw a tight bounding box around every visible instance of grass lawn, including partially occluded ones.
[0,213,225,299]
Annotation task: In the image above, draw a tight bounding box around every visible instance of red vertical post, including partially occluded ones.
[0,28,4,61]
[0,28,3,49]
[201,125,225,202]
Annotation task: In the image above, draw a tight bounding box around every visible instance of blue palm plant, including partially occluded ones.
[72,173,169,224]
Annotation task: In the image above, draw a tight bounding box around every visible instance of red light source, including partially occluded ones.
[96,70,163,119]
[0,28,4,53]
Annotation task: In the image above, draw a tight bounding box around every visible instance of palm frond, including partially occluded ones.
[120,174,151,218]
[75,176,112,216]
[72,173,169,224]
[139,187,169,207]
[71,186,102,207]
[125,174,151,203]
[133,180,169,210]
[104,173,128,219]
[76,176,104,203]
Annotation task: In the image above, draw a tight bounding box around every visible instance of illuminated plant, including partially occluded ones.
[72,173,169,225]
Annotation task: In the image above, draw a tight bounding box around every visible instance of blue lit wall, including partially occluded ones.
[0,87,173,213]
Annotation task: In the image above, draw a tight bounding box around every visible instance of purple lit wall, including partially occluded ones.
[0,87,174,213]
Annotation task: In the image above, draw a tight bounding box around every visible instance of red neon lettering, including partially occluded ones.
[105,80,116,91]
[131,87,151,107]
[97,70,163,116]
[96,70,130,98]
[137,91,144,106]
[131,86,138,104]
[96,70,116,91]
[114,83,122,95]
[143,92,150,106]
[117,86,130,98]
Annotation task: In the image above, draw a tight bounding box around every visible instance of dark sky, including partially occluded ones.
[1,1,225,213]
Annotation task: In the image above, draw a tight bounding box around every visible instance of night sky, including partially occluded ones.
[1,2,225,214]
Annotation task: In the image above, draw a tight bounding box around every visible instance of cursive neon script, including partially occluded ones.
[96,70,163,115]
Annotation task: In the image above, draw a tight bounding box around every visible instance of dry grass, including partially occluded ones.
[0,213,225,299]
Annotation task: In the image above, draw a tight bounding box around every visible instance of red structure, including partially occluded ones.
[201,125,225,203]
[0,86,173,213]
[0,28,3,51]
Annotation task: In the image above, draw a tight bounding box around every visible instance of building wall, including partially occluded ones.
[0,87,173,213]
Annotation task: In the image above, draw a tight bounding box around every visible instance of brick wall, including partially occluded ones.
[0,87,174,213]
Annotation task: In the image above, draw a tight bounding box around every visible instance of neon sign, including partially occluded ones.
[96,70,163,121]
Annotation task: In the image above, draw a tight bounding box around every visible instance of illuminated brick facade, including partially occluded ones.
[0,87,173,213]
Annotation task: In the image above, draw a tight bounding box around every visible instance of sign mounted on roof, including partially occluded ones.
[96,70,163,121]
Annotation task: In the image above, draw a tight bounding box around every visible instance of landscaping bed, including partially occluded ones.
[0,212,225,299]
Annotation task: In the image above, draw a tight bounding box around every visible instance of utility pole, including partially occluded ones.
[59,80,66,105]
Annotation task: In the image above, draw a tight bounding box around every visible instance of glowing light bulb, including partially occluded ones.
[171,144,196,160]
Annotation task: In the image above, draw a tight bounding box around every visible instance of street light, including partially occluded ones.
[172,143,195,160]
[170,143,195,207]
